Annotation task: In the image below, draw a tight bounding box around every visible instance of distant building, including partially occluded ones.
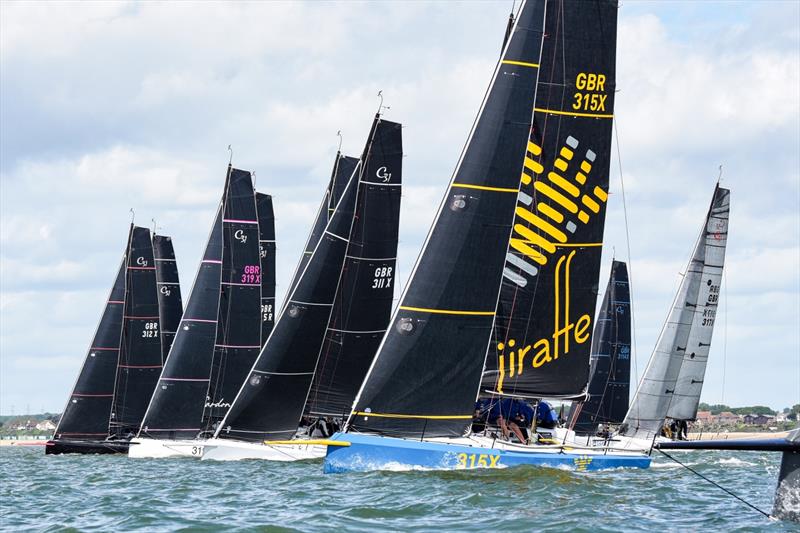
[695,411,713,426]
[776,412,788,423]
[742,414,775,426]
[715,412,740,425]
[35,420,56,431]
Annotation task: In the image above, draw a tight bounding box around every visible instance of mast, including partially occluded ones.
[52,250,126,441]
[216,117,400,443]
[666,185,730,421]
[482,0,618,400]
[621,185,730,439]
[152,233,183,363]
[255,192,276,345]
[109,225,161,438]
[568,260,631,434]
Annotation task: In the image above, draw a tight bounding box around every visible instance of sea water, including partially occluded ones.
[0,446,794,531]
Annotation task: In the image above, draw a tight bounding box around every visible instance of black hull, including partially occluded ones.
[45,439,130,455]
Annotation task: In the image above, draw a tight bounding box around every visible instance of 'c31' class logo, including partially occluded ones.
[136,256,148,266]
[234,229,248,243]
[376,166,391,182]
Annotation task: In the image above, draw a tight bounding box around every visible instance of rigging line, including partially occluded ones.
[656,449,770,519]
[613,116,640,421]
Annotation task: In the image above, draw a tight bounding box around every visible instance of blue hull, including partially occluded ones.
[323,433,651,473]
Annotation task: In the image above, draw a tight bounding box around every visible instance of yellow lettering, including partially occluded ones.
[531,338,551,368]
[575,314,591,343]
[477,454,489,468]
[596,74,606,91]
[489,454,501,467]
[586,73,597,91]
[516,345,531,375]
[457,453,467,469]
[576,72,587,90]
[497,353,505,394]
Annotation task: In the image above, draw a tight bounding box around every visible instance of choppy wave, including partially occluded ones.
[0,447,793,532]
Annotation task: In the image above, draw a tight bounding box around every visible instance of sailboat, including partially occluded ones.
[566,260,631,436]
[201,115,402,461]
[47,225,173,454]
[323,0,649,473]
[129,165,263,458]
[255,192,277,344]
[615,184,730,447]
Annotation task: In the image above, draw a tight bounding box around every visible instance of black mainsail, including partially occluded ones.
[217,116,402,443]
[348,0,618,439]
[568,260,630,434]
[482,0,618,400]
[285,153,359,300]
[51,253,126,443]
[305,125,403,419]
[138,167,261,439]
[255,192,276,345]
[153,234,183,363]
[109,225,162,438]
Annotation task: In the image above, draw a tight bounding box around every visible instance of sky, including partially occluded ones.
[1,1,798,416]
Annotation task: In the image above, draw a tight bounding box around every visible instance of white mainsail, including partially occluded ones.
[621,185,730,439]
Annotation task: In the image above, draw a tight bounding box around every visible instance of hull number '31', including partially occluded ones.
[455,453,501,469]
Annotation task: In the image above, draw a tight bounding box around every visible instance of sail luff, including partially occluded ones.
[53,253,127,440]
[666,186,730,421]
[347,0,549,439]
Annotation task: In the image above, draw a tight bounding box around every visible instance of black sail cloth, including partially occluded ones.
[568,260,630,434]
[217,117,401,443]
[305,127,403,419]
[153,234,183,363]
[139,167,260,439]
[109,226,161,438]
[348,1,548,439]
[255,193,276,345]
[483,0,618,399]
[52,255,127,441]
[349,0,618,439]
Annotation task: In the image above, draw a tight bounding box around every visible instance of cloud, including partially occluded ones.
[1,1,798,413]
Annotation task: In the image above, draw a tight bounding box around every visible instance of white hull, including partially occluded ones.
[201,438,327,462]
[553,428,654,453]
[128,437,207,459]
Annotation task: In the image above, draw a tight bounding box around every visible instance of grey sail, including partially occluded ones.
[666,186,730,421]
[621,185,731,439]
